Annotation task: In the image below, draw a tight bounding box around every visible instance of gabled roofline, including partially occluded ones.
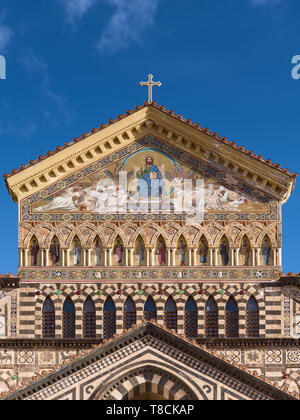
[1,322,297,401]
[4,102,298,181]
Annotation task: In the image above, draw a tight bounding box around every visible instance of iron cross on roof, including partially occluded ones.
[139,74,162,104]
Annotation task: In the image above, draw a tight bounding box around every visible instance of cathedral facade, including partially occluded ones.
[0,102,299,400]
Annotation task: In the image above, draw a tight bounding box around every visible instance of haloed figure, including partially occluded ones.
[94,240,102,266]
[30,240,39,266]
[73,240,81,266]
[114,240,124,265]
[50,239,60,266]
[220,240,229,266]
[240,239,251,266]
[136,240,145,266]
[156,239,166,265]
[178,239,187,266]
[262,240,271,265]
[199,240,208,264]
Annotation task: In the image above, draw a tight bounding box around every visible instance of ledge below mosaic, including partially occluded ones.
[19,267,282,282]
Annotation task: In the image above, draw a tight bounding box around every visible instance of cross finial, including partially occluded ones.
[139,74,162,104]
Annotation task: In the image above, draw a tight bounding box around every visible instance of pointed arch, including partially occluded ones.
[83,297,96,338]
[62,297,75,338]
[144,296,157,322]
[225,296,239,338]
[205,297,218,339]
[123,297,136,329]
[134,235,146,266]
[42,297,55,338]
[246,296,259,338]
[103,297,116,339]
[164,297,177,332]
[185,296,197,338]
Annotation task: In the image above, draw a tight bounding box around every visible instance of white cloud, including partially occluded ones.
[98,0,160,54]
[21,50,72,122]
[0,13,13,52]
[59,0,96,21]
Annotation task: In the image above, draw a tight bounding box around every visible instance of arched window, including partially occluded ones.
[164,297,177,332]
[42,297,55,338]
[124,297,136,330]
[185,297,197,339]
[205,297,218,339]
[144,297,157,322]
[83,297,96,338]
[246,296,259,338]
[103,298,116,339]
[225,297,239,338]
[63,297,75,339]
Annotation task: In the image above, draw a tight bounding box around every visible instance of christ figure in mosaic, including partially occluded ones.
[136,156,163,198]
[73,240,81,265]
[30,240,39,266]
[156,239,166,265]
[50,239,60,266]
[113,240,124,265]
[178,239,187,266]
[136,240,145,266]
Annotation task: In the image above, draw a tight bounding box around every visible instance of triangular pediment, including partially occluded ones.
[2,323,295,401]
[4,104,296,205]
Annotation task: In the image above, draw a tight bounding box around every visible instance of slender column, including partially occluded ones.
[168,249,171,267]
[273,249,277,266]
[152,249,155,266]
[25,249,28,267]
[215,248,218,266]
[257,248,261,266]
[252,249,256,266]
[125,249,129,267]
[88,249,91,267]
[104,249,108,267]
[109,249,112,266]
[172,249,176,266]
[147,249,150,267]
[210,249,213,266]
[46,250,49,267]
[236,249,240,266]
[62,250,65,267]
[130,249,134,266]
[84,250,87,267]
[231,249,235,267]
[193,249,197,266]
[278,248,282,266]
[41,250,44,267]
[20,250,23,267]
[67,250,70,267]
[189,249,192,266]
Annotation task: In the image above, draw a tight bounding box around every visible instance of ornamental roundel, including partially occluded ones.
[287,350,300,363]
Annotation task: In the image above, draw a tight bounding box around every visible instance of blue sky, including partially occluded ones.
[0,0,300,274]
